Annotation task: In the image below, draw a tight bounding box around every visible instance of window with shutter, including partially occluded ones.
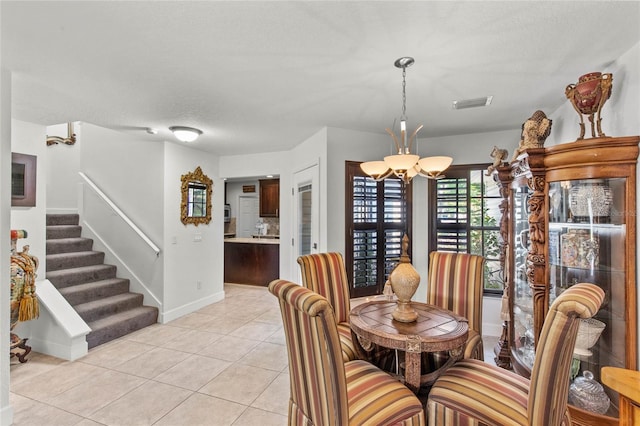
[346,161,412,298]
[429,164,503,294]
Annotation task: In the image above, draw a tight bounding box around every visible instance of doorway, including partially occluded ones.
[292,163,320,282]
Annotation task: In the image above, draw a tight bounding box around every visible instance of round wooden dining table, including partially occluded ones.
[350,300,469,394]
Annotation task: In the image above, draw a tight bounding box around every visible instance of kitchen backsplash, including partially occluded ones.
[224,217,236,234]
[263,217,280,235]
[223,216,280,236]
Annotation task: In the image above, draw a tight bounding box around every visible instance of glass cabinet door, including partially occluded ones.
[548,177,627,418]
[511,183,535,371]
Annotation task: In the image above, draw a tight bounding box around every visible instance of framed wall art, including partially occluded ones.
[11,152,37,207]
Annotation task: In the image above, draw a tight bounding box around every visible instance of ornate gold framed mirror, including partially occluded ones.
[181,166,213,226]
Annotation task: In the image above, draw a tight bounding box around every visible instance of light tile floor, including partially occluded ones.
[10,284,500,426]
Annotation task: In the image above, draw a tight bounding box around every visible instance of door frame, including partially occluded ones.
[292,162,320,283]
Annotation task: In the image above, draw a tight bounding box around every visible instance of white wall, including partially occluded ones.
[162,141,223,321]
[291,127,328,253]
[45,122,81,213]
[77,124,165,311]
[10,119,47,269]
[550,41,639,145]
[80,124,164,245]
[1,67,14,426]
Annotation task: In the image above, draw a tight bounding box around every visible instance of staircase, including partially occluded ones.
[45,213,158,349]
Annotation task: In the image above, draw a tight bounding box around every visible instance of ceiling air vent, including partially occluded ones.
[452,96,493,110]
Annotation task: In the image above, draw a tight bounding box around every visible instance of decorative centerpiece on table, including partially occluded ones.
[389,234,420,322]
[565,72,613,140]
[10,229,39,363]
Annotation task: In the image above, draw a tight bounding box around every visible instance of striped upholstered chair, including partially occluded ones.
[427,282,605,426]
[297,252,358,362]
[269,279,425,426]
[427,251,486,361]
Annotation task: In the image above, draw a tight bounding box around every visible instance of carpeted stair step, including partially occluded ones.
[58,278,131,306]
[46,213,80,226]
[47,237,94,255]
[46,264,117,289]
[46,251,105,272]
[75,293,145,323]
[46,225,82,240]
[45,212,159,349]
[86,306,159,349]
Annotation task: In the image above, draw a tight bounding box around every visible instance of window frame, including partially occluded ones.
[345,161,413,298]
[428,162,503,296]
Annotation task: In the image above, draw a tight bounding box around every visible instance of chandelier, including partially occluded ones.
[361,57,452,183]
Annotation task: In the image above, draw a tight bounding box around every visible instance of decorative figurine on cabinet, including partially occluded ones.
[10,229,39,363]
[486,145,509,176]
[510,110,552,161]
[565,72,613,140]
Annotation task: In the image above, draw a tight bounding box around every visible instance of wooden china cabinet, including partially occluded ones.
[493,136,639,426]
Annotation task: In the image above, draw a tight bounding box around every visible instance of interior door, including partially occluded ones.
[292,163,320,281]
[238,195,259,237]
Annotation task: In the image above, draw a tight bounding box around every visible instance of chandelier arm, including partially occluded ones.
[385,128,401,153]
[375,169,395,181]
[407,124,423,153]
[416,167,445,180]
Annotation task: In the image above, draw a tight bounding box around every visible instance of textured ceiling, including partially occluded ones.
[2,1,639,156]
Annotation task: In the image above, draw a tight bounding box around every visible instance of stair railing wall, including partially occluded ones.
[78,173,163,312]
[79,172,160,256]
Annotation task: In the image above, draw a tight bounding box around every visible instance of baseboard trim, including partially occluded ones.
[0,402,14,426]
[160,290,225,323]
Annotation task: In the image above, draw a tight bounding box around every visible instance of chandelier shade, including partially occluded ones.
[360,57,452,182]
[360,160,394,180]
[384,154,420,183]
[417,156,454,179]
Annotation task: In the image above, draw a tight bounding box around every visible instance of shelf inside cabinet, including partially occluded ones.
[549,222,625,231]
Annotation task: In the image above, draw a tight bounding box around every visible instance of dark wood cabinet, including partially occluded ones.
[224,241,279,286]
[492,136,639,426]
[260,179,279,217]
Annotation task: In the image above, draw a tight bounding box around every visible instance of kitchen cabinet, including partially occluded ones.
[224,238,279,286]
[260,179,279,217]
[492,136,639,426]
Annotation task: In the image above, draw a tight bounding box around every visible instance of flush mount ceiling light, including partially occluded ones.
[360,57,453,183]
[452,96,493,110]
[169,126,202,142]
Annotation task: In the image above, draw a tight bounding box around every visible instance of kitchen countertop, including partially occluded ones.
[224,237,280,244]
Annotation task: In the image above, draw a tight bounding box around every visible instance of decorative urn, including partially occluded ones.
[565,72,613,140]
[389,235,420,322]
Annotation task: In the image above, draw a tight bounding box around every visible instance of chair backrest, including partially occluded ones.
[297,252,350,323]
[528,283,605,426]
[268,279,349,425]
[427,251,485,334]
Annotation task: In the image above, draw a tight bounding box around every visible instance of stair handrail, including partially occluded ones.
[79,172,161,257]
